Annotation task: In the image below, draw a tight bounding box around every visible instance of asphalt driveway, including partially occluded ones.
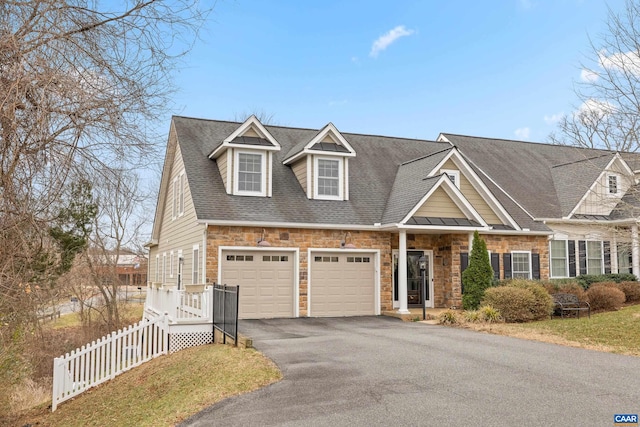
[181,316,640,426]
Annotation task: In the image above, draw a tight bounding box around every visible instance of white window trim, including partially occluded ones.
[178,173,185,216]
[607,174,619,197]
[162,252,167,284]
[549,239,569,278]
[170,251,174,278]
[314,156,344,200]
[192,244,200,285]
[586,240,604,275]
[155,255,159,282]
[441,169,460,188]
[233,149,267,197]
[511,251,532,279]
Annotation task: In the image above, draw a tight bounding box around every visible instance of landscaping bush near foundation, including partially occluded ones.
[507,280,554,320]
[618,281,640,302]
[482,287,537,322]
[586,284,626,311]
[438,310,461,325]
[576,273,637,290]
[542,281,586,302]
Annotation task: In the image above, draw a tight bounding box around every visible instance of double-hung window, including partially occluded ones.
[315,157,343,199]
[550,240,568,277]
[586,241,603,275]
[512,251,531,279]
[155,255,160,282]
[235,151,265,196]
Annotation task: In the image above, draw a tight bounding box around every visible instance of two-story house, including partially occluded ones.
[145,115,640,320]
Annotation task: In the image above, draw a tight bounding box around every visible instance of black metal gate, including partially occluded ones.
[212,284,239,345]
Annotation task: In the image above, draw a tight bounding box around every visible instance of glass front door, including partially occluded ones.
[394,250,430,306]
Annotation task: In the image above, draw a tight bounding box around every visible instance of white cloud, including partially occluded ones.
[598,49,640,76]
[580,68,599,82]
[514,127,531,140]
[575,98,615,125]
[369,25,415,58]
[544,112,564,124]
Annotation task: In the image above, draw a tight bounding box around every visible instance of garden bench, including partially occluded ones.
[552,293,590,319]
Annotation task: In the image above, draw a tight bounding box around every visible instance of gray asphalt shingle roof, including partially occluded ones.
[170,119,639,231]
[174,116,450,226]
[441,133,623,219]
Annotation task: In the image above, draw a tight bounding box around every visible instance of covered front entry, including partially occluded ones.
[308,251,378,317]
[393,250,433,308]
[220,249,296,319]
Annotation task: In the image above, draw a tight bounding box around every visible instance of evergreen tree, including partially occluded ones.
[462,231,494,310]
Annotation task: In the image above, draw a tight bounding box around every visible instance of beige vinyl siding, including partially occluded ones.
[217,152,228,190]
[575,160,632,215]
[321,134,337,143]
[155,141,205,285]
[414,187,465,218]
[243,127,260,138]
[292,157,307,195]
[440,159,502,224]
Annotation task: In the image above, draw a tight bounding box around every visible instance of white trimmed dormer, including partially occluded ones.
[208,115,281,197]
[283,123,355,201]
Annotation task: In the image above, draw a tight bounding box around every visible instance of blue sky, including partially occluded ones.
[169,0,626,142]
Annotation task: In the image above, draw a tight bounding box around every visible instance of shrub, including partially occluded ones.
[576,273,637,290]
[463,310,481,323]
[586,284,626,311]
[482,287,536,322]
[478,305,503,323]
[619,281,640,302]
[438,310,461,325]
[462,231,494,310]
[506,280,554,320]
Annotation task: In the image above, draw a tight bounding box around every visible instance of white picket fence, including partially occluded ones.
[52,316,169,411]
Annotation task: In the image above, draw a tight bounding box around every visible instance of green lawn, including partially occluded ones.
[479,304,640,356]
[7,344,282,427]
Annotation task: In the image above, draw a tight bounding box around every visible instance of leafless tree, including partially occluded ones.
[0,0,209,339]
[549,0,640,152]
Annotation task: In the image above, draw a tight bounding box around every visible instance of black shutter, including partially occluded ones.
[491,253,500,280]
[532,253,540,280]
[603,241,611,274]
[503,253,512,279]
[568,240,576,277]
[578,240,587,275]
[460,252,469,294]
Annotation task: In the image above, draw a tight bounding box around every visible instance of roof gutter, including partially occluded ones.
[538,217,639,226]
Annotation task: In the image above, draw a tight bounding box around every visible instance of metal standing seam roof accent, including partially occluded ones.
[230,136,274,147]
[406,217,482,227]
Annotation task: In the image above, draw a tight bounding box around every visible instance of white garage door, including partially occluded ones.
[221,251,295,319]
[309,252,376,317]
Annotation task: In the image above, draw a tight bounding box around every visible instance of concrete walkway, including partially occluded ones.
[181,316,640,427]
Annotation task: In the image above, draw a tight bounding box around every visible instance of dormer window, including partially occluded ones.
[209,115,280,198]
[315,157,343,199]
[283,123,355,201]
[608,174,619,195]
[236,151,265,196]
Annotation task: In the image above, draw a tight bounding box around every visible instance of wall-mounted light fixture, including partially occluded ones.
[340,232,356,249]
[257,229,271,247]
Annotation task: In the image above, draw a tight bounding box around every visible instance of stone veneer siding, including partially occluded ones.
[206,226,550,314]
[206,226,392,316]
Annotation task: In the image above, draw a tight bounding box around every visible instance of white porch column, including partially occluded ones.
[632,225,640,278]
[397,229,410,314]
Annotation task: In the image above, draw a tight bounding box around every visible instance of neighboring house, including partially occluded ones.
[145,115,640,319]
[86,248,148,286]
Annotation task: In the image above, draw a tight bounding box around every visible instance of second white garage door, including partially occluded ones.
[221,250,295,319]
[309,252,376,317]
